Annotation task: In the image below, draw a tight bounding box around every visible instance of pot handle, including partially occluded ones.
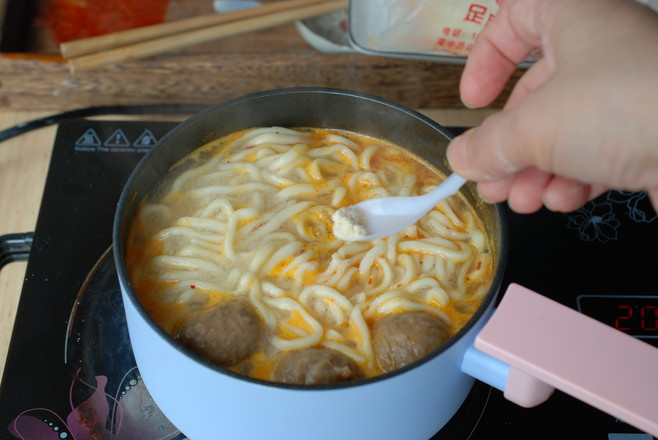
[462,283,658,437]
[0,232,33,271]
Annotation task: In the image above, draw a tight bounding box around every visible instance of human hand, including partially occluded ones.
[446,0,658,213]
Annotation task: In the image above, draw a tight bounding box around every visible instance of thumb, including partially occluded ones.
[447,110,533,181]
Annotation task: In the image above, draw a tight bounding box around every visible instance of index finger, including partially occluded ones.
[460,0,546,108]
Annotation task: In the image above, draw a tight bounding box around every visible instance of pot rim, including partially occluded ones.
[112,87,508,391]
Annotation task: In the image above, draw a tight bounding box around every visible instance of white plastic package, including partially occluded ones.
[375,0,499,57]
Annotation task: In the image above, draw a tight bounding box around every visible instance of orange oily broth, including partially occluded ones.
[126,127,494,381]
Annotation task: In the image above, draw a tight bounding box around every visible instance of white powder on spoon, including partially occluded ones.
[332,206,368,241]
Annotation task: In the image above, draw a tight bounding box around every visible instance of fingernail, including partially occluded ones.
[461,97,477,109]
[447,132,470,173]
[476,187,495,204]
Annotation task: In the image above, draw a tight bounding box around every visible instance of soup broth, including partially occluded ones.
[126,126,493,384]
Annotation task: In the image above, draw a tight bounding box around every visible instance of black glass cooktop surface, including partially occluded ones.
[0,119,656,440]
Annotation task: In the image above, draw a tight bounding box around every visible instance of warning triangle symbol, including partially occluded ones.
[75,128,102,147]
[133,129,159,147]
[104,129,131,147]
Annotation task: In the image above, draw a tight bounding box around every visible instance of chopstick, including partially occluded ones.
[60,0,331,58]
[64,0,347,73]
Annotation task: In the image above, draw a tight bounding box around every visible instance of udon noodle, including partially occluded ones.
[126,126,493,382]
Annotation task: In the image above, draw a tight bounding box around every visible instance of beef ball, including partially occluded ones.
[373,311,449,372]
[175,300,262,367]
[273,348,362,385]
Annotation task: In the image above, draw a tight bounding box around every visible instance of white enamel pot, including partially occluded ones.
[113,88,658,440]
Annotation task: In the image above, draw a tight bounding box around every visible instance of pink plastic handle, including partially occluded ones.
[475,283,658,437]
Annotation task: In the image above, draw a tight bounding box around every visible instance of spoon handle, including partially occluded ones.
[363,174,467,213]
[420,173,468,208]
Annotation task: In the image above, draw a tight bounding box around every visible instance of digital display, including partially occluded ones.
[577,295,658,346]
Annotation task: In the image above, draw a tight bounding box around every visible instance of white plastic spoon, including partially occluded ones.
[332,173,468,241]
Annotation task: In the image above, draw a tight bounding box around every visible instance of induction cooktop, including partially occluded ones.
[0,118,656,440]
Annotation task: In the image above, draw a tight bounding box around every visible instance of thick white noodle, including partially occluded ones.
[132,127,492,375]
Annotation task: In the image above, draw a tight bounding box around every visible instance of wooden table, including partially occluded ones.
[0,111,53,378]
[0,0,521,111]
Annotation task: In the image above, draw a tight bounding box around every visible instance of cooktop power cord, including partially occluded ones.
[0,104,209,144]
